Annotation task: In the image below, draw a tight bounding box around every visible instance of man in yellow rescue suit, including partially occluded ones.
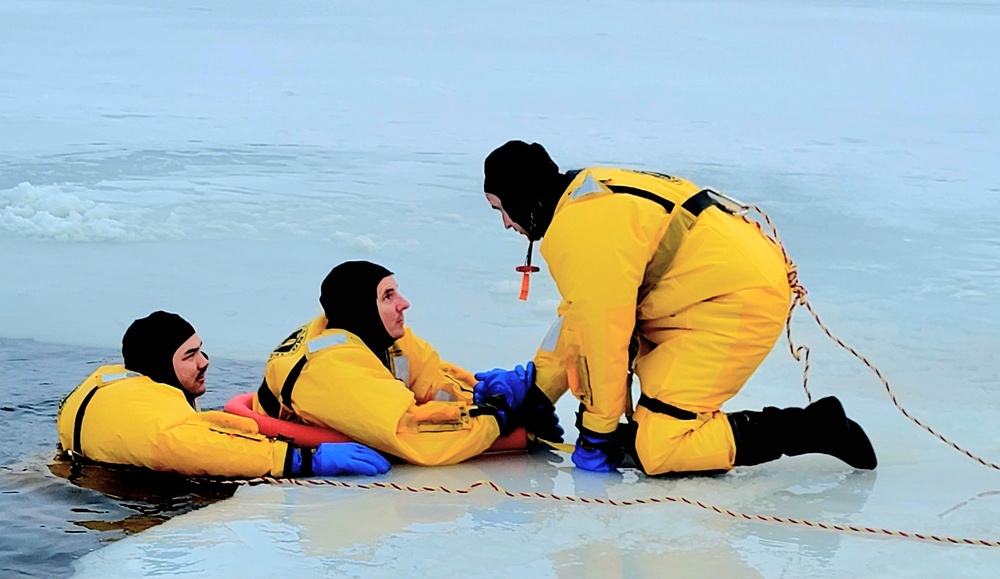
[57,311,390,479]
[254,261,538,466]
[478,140,877,475]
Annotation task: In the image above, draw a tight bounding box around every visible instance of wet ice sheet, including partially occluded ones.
[3,0,1000,576]
[71,448,1000,579]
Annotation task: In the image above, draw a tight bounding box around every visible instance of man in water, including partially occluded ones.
[476,140,876,475]
[254,260,558,465]
[58,311,390,478]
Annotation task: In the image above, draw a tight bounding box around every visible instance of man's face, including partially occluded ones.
[172,333,209,397]
[376,275,410,340]
[485,193,530,238]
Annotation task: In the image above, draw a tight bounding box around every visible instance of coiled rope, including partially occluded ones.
[221,476,1000,548]
[736,197,1000,472]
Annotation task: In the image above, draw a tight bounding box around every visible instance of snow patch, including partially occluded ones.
[0,182,148,241]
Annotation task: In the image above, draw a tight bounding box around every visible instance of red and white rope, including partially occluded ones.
[743,203,1000,472]
[222,477,1000,548]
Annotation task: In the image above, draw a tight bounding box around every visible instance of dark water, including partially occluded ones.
[0,338,263,578]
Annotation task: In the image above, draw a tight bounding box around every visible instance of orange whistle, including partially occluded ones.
[515,265,540,301]
[515,240,540,301]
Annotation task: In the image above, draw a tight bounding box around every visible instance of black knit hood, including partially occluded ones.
[320,261,397,360]
[122,311,197,402]
[484,140,571,241]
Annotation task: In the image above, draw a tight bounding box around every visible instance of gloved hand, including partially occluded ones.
[474,362,534,411]
[571,430,625,473]
[291,442,391,477]
[516,385,564,443]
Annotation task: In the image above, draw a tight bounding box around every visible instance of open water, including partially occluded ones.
[0,340,254,577]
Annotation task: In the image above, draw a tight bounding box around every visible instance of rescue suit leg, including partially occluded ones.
[631,406,737,474]
[727,396,876,470]
[632,286,790,475]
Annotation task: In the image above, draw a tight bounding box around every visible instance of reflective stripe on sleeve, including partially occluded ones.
[393,355,410,384]
[307,333,348,354]
[540,316,564,352]
[569,174,606,199]
[99,371,139,384]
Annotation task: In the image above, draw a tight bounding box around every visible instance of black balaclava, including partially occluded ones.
[483,140,573,241]
[122,311,197,400]
[320,261,397,366]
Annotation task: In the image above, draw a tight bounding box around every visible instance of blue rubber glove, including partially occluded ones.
[473,362,534,411]
[570,407,625,472]
[571,431,625,473]
[291,443,391,477]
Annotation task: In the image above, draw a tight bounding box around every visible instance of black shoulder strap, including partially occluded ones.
[682,189,725,216]
[72,384,102,455]
[256,379,282,418]
[257,354,308,419]
[279,356,309,410]
[607,185,676,213]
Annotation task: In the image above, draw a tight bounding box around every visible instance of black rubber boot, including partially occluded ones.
[728,396,877,470]
[615,421,641,471]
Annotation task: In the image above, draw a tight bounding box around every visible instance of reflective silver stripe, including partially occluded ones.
[569,174,605,199]
[307,333,348,354]
[99,371,139,384]
[540,316,564,352]
[393,355,410,384]
[434,389,458,402]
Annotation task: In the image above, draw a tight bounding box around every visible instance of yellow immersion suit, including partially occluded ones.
[57,365,292,477]
[533,168,792,475]
[253,316,501,466]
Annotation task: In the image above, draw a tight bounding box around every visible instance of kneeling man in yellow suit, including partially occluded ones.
[478,140,877,476]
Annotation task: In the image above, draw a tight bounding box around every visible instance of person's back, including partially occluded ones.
[546,167,789,314]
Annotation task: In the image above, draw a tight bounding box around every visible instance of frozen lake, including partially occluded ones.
[2,0,1000,577]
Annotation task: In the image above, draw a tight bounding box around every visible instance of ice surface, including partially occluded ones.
[70,453,1000,579]
[2,0,1000,577]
